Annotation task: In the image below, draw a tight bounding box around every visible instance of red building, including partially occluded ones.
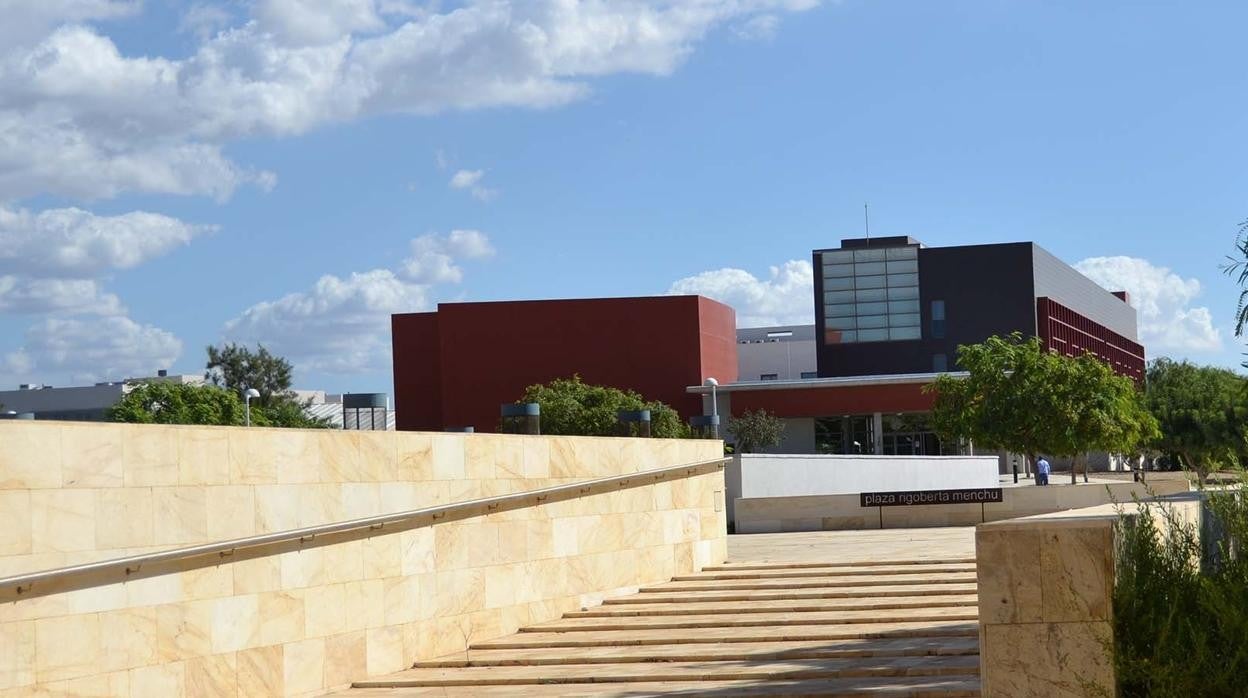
[392,296,737,432]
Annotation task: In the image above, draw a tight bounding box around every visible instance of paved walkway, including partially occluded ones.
[332,529,982,697]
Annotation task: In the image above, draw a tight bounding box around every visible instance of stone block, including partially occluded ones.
[304,584,349,637]
[1040,522,1114,623]
[982,621,1113,697]
[0,491,31,556]
[365,626,405,676]
[341,482,381,520]
[399,528,435,576]
[177,429,230,486]
[130,661,186,697]
[99,607,159,671]
[977,527,1044,624]
[319,431,365,483]
[61,423,123,488]
[237,644,284,696]
[211,594,261,653]
[184,652,237,698]
[30,490,95,553]
[394,433,432,481]
[324,631,367,689]
[35,614,100,683]
[431,434,466,481]
[156,601,214,662]
[124,426,179,487]
[258,591,306,646]
[152,486,208,546]
[95,487,155,549]
[0,422,62,489]
[206,485,256,541]
[254,484,299,533]
[282,637,326,696]
[0,621,35,690]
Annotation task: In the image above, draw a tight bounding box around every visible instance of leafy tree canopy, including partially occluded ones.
[1145,358,1248,482]
[727,409,786,454]
[516,375,689,439]
[204,343,330,428]
[107,382,246,426]
[928,333,1156,481]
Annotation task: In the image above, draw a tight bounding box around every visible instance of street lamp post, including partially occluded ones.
[244,388,260,427]
[704,377,719,439]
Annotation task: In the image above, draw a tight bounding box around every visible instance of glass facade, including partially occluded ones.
[821,246,921,344]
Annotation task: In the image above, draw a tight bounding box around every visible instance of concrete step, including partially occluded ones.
[356,655,980,688]
[642,573,977,592]
[568,594,980,618]
[471,620,981,649]
[702,558,978,572]
[342,675,982,696]
[675,565,976,581]
[416,637,981,668]
[528,608,978,633]
[613,583,979,604]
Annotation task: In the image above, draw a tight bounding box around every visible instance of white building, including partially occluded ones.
[735,325,817,382]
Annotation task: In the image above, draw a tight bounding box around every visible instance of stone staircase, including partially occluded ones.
[343,558,981,697]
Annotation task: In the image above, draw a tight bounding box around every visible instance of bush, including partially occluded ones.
[1114,478,1248,696]
[726,409,785,453]
[516,375,689,439]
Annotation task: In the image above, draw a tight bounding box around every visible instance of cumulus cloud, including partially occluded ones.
[1075,256,1222,353]
[0,0,822,202]
[734,14,780,41]
[4,315,182,383]
[223,230,494,374]
[668,259,814,327]
[448,169,497,201]
[0,206,212,277]
[0,277,124,315]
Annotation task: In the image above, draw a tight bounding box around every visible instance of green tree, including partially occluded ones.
[107,382,246,425]
[928,333,1156,480]
[1144,358,1248,483]
[204,343,331,428]
[516,375,689,438]
[726,409,786,453]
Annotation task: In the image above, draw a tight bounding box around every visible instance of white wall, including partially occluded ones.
[736,339,817,381]
[727,453,1000,518]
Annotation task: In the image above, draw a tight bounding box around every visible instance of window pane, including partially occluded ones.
[825,303,854,318]
[824,276,854,291]
[887,273,919,287]
[886,246,917,260]
[890,313,920,327]
[854,288,887,302]
[855,274,886,289]
[890,326,921,340]
[824,263,854,278]
[800,371,818,379]
[855,261,886,276]
[933,354,948,372]
[857,314,888,329]
[853,248,886,262]
[825,329,857,344]
[931,300,946,321]
[825,315,856,330]
[824,290,854,304]
[887,286,919,301]
[859,328,889,342]
[889,299,920,314]
[886,258,918,274]
[822,250,853,264]
[856,302,888,315]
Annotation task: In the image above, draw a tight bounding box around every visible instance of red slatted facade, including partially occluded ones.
[1036,297,1145,381]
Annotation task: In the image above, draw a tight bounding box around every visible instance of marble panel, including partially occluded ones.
[236,644,284,697]
[393,433,433,481]
[361,534,402,579]
[232,555,282,595]
[431,435,465,481]
[99,607,158,672]
[304,584,348,638]
[463,435,499,480]
[152,487,208,546]
[1040,523,1114,623]
[270,431,322,485]
[323,631,367,689]
[177,429,230,486]
[59,423,123,488]
[279,547,326,589]
[496,520,528,565]
[319,431,365,483]
[94,488,154,549]
[254,484,300,533]
[258,591,306,646]
[206,485,256,541]
[521,437,551,478]
[52,670,130,697]
[156,601,214,662]
[0,422,62,489]
[30,490,95,553]
[399,528,435,576]
[341,579,385,631]
[341,483,382,520]
[0,491,31,556]
[297,483,345,528]
[356,431,398,482]
[434,522,499,569]
[183,652,237,698]
[123,573,184,609]
[0,621,35,690]
[35,614,100,683]
[281,637,326,696]
[122,426,179,487]
[977,527,1044,624]
[129,661,185,697]
[982,621,1113,697]
[365,626,405,676]
[435,568,486,617]
[211,594,260,653]
[381,576,420,626]
[322,540,364,585]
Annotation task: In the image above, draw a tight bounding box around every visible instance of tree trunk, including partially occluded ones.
[1180,451,1202,485]
[1082,453,1089,483]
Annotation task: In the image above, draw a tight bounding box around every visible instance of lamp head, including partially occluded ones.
[244,388,261,399]
[704,377,719,387]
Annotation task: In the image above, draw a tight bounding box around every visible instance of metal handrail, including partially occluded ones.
[0,456,729,603]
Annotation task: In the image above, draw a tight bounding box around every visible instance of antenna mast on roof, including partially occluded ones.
[864,203,870,241]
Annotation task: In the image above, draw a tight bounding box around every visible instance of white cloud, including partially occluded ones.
[4,315,182,383]
[223,230,494,374]
[734,14,780,41]
[1075,256,1222,353]
[402,229,495,283]
[0,206,212,277]
[668,259,814,327]
[0,277,124,315]
[448,169,497,201]
[0,0,822,202]
[0,0,138,47]
[178,3,236,41]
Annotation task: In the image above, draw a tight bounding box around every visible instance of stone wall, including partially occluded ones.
[0,422,726,697]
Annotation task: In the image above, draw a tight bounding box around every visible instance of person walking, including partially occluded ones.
[1036,456,1051,486]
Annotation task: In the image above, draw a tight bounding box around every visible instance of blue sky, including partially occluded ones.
[1,0,1246,395]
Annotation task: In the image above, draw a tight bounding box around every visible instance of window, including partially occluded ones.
[933,353,948,372]
[760,373,778,381]
[931,300,946,339]
[820,245,922,344]
[800,371,818,379]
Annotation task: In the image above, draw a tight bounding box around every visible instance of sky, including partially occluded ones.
[1,0,1247,395]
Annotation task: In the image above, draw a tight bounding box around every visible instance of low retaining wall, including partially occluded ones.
[726,454,999,526]
[975,493,1204,696]
[734,478,1190,533]
[0,422,726,697]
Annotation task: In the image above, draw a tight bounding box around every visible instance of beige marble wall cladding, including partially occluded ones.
[0,422,726,697]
